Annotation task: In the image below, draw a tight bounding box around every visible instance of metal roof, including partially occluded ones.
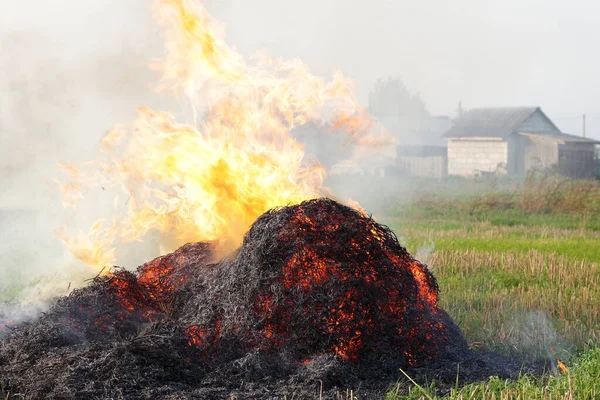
[444,107,558,139]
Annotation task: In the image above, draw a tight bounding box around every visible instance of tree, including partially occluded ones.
[367,77,429,120]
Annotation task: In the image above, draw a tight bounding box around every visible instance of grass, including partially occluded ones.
[393,222,600,263]
[385,173,600,227]
[378,174,600,399]
[433,250,598,355]
[386,347,600,399]
[0,277,45,303]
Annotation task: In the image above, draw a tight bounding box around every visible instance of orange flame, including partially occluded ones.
[57,0,390,271]
[556,359,569,375]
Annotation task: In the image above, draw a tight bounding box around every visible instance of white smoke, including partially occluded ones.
[415,240,436,269]
[0,1,167,319]
[506,310,571,367]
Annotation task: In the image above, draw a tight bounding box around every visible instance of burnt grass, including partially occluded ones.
[0,199,541,399]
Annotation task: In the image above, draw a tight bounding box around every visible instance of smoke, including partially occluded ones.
[0,1,168,315]
[506,310,571,367]
[415,240,436,269]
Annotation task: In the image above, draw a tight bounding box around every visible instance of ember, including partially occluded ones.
[0,199,528,399]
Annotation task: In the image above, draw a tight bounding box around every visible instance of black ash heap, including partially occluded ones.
[0,199,527,399]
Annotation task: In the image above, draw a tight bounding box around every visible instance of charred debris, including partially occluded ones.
[0,198,536,399]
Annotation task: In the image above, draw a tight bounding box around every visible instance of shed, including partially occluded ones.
[444,107,599,178]
[520,132,600,178]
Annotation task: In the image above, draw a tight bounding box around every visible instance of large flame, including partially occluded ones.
[57,0,390,270]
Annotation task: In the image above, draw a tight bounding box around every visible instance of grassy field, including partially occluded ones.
[378,174,600,399]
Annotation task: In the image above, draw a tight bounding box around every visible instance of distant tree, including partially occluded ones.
[368,77,429,120]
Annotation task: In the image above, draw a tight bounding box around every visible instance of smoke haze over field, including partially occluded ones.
[1,0,599,302]
[0,0,166,301]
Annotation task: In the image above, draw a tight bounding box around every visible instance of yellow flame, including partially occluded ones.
[57,0,389,271]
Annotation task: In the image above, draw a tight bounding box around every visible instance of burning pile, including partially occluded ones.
[0,199,524,399]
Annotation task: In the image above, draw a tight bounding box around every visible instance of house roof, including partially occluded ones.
[520,132,600,145]
[444,107,557,139]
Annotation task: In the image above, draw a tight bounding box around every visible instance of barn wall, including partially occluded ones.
[447,138,508,176]
[509,110,561,174]
[524,137,558,172]
[558,143,597,178]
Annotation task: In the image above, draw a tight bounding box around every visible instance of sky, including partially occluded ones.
[1,0,599,139]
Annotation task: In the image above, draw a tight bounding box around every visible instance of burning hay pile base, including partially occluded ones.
[1,199,535,399]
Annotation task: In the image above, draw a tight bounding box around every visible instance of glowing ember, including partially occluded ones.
[57,199,466,366]
[65,199,466,367]
[57,0,390,271]
[241,199,460,364]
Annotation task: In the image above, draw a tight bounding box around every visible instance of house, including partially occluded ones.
[444,107,599,178]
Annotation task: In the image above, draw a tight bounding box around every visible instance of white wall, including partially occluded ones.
[447,138,508,176]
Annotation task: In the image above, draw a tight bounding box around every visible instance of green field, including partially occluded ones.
[376,174,600,399]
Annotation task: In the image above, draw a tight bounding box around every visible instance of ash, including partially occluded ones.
[0,199,533,399]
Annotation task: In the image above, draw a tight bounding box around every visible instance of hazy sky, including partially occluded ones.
[211,0,600,138]
[1,0,599,140]
[0,0,600,141]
